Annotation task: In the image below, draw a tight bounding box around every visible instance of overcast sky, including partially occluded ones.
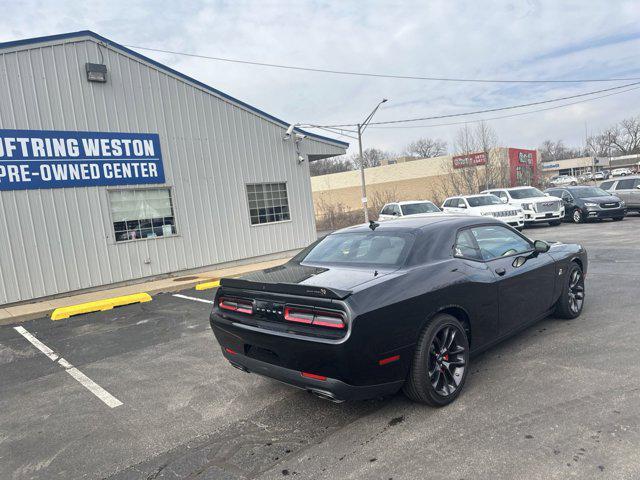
[1,0,639,155]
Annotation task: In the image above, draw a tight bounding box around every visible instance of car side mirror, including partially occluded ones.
[513,240,550,267]
[459,204,467,209]
[544,193,550,196]
[534,240,550,253]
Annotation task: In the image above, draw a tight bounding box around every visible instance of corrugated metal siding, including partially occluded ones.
[0,37,344,304]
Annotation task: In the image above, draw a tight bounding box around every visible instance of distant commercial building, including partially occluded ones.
[312,147,538,218]
[540,154,640,178]
[0,31,347,305]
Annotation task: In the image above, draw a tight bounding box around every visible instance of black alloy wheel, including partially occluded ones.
[555,263,585,319]
[567,268,585,315]
[428,325,467,397]
[404,313,469,406]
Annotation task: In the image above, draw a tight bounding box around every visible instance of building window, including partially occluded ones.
[109,188,177,242]
[247,182,290,225]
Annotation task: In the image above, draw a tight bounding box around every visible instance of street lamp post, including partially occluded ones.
[358,98,388,223]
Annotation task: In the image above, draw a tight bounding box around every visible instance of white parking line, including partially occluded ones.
[173,294,214,304]
[13,326,123,408]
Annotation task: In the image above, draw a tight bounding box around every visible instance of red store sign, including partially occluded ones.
[452,152,487,169]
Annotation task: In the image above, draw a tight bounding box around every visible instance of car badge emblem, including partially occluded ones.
[320,288,327,295]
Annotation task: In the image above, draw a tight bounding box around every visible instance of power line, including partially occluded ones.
[125,44,640,85]
[299,81,640,128]
[367,85,640,129]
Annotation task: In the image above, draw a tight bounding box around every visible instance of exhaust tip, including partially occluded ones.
[308,388,344,403]
[229,362,249,373]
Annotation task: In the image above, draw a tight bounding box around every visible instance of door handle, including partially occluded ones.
[495,267,506,276]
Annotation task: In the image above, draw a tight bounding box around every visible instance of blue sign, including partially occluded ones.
[0,129,164,191]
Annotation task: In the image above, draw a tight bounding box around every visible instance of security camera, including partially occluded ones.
[295,133,307,140]
[283,124,295,140]
[297,154,305,164]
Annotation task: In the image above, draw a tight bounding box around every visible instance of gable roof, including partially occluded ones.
[0,30,349,149]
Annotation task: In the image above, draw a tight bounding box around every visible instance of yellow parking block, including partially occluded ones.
[50,293,152,320]
[195,280,220,291]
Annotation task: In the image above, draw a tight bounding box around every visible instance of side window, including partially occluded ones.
[635,179,640,188]
[454,229,482,261]
[457,198,467,208]
[392,204,402,215]
[599,181,614,190]
[546,189,559,197]
[444,199,454,208]
[381,205,392,215]
[471,225,532,261]
[561,191,572,201]
[616,179,635,190]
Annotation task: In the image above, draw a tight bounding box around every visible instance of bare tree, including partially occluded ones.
[539,139,584,161]
[449,122,504,193]
[405,138,447,158]
[585,115,640,157]
[351,148,393,169]
[309,155,354,176]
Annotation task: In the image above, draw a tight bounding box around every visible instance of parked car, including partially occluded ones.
[549,175,579,186]
[611,168,633,177]
[378,200,441,221]
[441,194,524,230]
[593,171,608,181]
[599,175,640,213]
[209,215,587,406]
[481,186,564,226]
[545,186,626,223]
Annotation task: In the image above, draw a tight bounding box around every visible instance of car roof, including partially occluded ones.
[396,200,436,205]
[334,214,496,234]
[462,194,495,199]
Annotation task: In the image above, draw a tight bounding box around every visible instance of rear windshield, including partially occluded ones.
[571,187,609,198]
[508,188,545,199]
[401,202,440,215]
[467,195,502,207]
[301,232,414,267]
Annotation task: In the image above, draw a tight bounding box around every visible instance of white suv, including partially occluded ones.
[441,194,524,230]
[611,168,633,177]
[481,186,564,226]
[378,200,442,221]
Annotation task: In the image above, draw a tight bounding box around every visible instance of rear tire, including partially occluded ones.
[403,314,469,407]
[554,263,585,319]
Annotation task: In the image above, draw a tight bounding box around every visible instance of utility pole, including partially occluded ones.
[358,98,388,223]
[358,123,368,222]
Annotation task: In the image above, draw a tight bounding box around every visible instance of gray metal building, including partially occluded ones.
[0,31,347,305]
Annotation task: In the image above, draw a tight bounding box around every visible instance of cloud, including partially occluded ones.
[1,0,639,154]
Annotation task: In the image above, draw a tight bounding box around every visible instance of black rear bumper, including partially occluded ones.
[221,348,404,401]
[210,309,410,402]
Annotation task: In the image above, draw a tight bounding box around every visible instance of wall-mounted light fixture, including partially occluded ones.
[86,63,107,83]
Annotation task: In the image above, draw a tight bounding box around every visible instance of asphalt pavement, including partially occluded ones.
[1,215,639,480]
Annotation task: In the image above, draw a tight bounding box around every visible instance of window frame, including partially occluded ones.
[106,185,179,245]
[245,181,292,227]
[452,223,534,262]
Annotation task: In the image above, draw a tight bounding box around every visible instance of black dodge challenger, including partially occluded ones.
[210,215,587,406]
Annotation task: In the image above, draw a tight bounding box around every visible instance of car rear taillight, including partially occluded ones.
[284,307,314,324]
[218,297,253,314]
[284,306,346,329]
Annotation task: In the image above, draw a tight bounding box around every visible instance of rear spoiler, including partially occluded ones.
[220,277,352,300]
